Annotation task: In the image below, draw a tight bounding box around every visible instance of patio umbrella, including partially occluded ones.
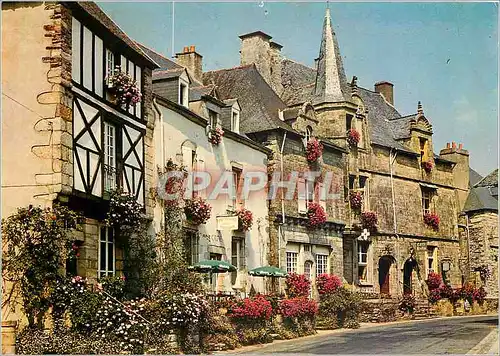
[189,260,236,292]
[248,266,287,278]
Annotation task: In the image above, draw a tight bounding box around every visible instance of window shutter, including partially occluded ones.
[298,178,306,213]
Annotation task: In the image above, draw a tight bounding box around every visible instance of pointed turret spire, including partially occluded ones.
[313,7,349,103]
[417,101,424,115]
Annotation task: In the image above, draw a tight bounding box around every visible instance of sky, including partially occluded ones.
[98,1,498,176]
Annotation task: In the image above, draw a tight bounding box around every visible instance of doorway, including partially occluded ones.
[403,258,417,294]
[378,256,393,295]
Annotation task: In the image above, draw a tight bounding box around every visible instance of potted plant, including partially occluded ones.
[236,207,253,231]
[208,127,224,145]
[347,129,361,147]
[423,212,440,231]
[360,211,378,231]
[184,196,212,225]
[306,138,323,163]
[349,191,363,212]
[106,65,142,107]
[306,202,327,228]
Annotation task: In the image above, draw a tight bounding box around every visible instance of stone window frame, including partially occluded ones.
[98,226,115,278]
[315,253,328,276]
[426,246,438,276]
[357,241,369,283]
[421,187,435,216]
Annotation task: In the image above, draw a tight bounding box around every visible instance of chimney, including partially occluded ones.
[439,141,470,209]
[239,31,273,85]
[175,45,203,83]
[374,81,394,105]
[269,41,283,95]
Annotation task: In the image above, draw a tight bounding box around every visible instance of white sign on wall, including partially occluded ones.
[216,215,239,231]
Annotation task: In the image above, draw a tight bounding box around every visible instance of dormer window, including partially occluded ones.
[305,126,313,143]
[208,109,218,128]
[231,110,240,133]
[179,81,189,108]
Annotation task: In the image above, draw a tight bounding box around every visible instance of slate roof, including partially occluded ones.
[189,85,216,102]
[152,68,186,81]
[464,168,498,212]
[136,42,181,70]
[469,168,484,188]
[74,2,157,68]
[388,115,415,140]
[203,64,294,134]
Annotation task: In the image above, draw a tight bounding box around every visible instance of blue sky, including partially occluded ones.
[98,1,498,176]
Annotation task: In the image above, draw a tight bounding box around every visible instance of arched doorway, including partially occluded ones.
[378,256,394,295]
[403,258,417,294]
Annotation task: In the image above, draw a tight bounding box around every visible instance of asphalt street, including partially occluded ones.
[252,315,498,354]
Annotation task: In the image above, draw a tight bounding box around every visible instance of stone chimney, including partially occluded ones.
[439,142,470,210]
[269,41,283,95]
[175,45,203,83]
[374,81,394,105]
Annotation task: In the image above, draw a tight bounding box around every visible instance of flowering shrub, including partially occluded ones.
[438,284,456,301]
[475,265,492,281]
[426,272,443,290]
[361,211,378,231]
[236,207,253,231]
[98,275,126,300]
[229,295,273,321]
[428,288,442,304]
[458,283,475,304]
[347,129,361,147]
[107,189,143,231]
[184,196,212,225]
[316,274,342,296]
[317,287,362,329]
[349,191,363,211]
[286,273,311,298]
[472,287,487,304]
[307,202,327,228]
[422,161,433,173]
[151,292,209,329]
[424,212,440,231]
[208,127,224,145]
[106,66,142,107]
[398,294,415,313]
[306,138,323,163]
[280,298,318,319]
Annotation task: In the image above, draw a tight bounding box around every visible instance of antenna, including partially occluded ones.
[171,1,175,58]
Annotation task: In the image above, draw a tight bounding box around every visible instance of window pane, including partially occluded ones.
[107,242,114,272]
[100,241,106,271]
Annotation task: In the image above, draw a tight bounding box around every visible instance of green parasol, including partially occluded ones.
[248,266,287,278]
[189,260,237,273]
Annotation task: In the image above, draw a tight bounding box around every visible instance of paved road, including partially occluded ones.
[253,315,498,354]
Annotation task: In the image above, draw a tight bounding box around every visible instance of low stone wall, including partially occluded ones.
[431,298,497,317]
[359,299,408,323]
[1,321,17,355]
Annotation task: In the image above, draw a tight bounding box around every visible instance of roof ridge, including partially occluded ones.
[136,41,177,64]
[474,168,499,188]
[282,58,316,71]
[204,63,255,74]
[389,114,416,120]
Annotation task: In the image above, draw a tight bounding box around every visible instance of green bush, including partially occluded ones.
[318,287,361,329]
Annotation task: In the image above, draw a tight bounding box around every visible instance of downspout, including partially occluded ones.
[152,98,165,228]
[278,131,287,269]
[389,147,398,234]
[458,213,471,285]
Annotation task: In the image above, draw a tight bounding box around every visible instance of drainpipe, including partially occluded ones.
[278,131,287,269]
[389,147,398,234]
[152,98,165,226]
[458,213,471,285]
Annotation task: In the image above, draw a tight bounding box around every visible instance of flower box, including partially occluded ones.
[106,66,142,107]
[306,202,327,228]
[423,212,439,231]
[236,208,253,231]
[306,138,323,163]
[208,127,224,145]
[347,129,360,147]
[184,197,212,225]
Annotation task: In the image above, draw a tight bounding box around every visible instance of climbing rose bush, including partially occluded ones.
[286,273,311,298]
[426,272,442,290]
[422,161,433,173]
[184,197,212,225]
[361,211,378,231]
[307,202,327,228]
[306,138,323,163]
[316,274,342,295]
[347,129,360,147]
[349,191,363,211]
[236,208,253,231]
[279,298,318,319]
[424,212,440,231]
[229,295,272,320]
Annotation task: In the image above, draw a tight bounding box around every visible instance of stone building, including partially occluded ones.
[138,44,272,295]
[2,1,158,324]
[463,169,498,298]
[203,8,471,298]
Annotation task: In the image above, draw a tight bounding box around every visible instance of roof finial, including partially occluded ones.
[351,75,358,95]
[327,0,330,9]
[417,101,423,115]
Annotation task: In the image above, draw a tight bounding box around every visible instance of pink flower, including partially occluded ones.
[347,129,360,147]
[306,202,326,228]
[306,138,323,163]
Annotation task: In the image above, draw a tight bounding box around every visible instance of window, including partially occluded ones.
[231,111,240,133]
[421,188,433,215]
[306,178,315,208]
[303,244,311,253]
[419,138,427,163]
[99,227,115,278]
[179,82,188,107]
[208,110,218,128]
[305,126,313,143]
[104,122,116,192]
[346,114,353,133]
[286,252,298,274]
[349,175,356,190]
[358,176,368,210]
[184,230,199,265]
[105,49,115,82]
[358,242,369,282]
[304,261,313,280]
[316,254,328,276]
[231,237,245,285]
[298,178,307,213]
[232,166,243,208]
[427,246,437,274]
[182,144,196,198]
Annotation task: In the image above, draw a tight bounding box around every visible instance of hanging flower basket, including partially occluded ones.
[208,127,224,145]
[236,207,253,231]
[306,202,327,228]
[306,138,323,163]
[349,191,363,212]
[423,212,440,231]
[184,197,212,225]
[347,129,361,147]
[106,66,142,107]
[422,161,433,173]
[360,211,378,231]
